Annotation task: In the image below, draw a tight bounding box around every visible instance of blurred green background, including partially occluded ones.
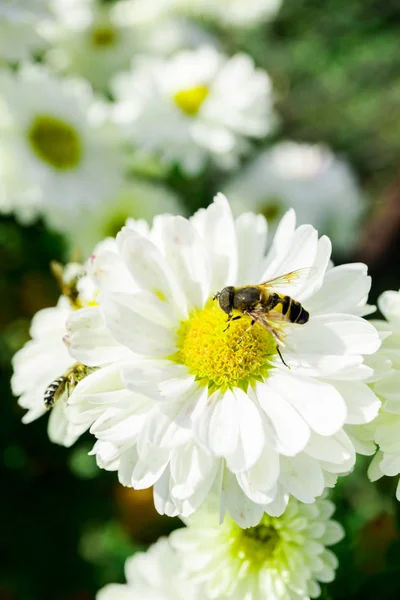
[2,1,400,599]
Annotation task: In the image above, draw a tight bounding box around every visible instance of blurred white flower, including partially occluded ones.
[112,46,274,175]
[0,146,41,224]
[223,141,366,254]
[0,64,124,228]
[65,194,380,526]
[44,0,144,92]
[66,180,186,259]
[367,289,400,501]
[119,0,282,28]
[172,497,343,600]
[11,260,99,447]
[97,537,199,600]
[0,0,50,61]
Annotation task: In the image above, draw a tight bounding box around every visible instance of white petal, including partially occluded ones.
[91,440,120,471]
[306,430,355,468]
[159,215,211,309]
[367,450,384,482]
[191,193,238,290]
[374,371,400,402]
[380,453,400,477]
[378,290,400,321]
[280,454,325,503]
[288,314,380,356]
[256,380,310,455]
[89,249,136,294]
[117,226,187,317]
[332,381,380,424]
[235,212,268,285]
[198,389,239,458]
[280,353,368,379]
[170,447,220,517]
[99,292,176,357]
[153,467,179,517]
[262,209,296,277]
[48,401,78,448]
[142,385,206,449]
[261,223,318,283]
[221,470,264,527]
[125,447,170,489]
[66,307,128,366]
[270,372,347,436]
[225,388,265,472]
[236,444,279,504]
[123,359,191,400]
[307,263,372,316]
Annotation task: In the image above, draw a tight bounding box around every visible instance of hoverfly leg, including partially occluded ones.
[235,319,255,347]
[223,315,231,332]
[276,346,290,369]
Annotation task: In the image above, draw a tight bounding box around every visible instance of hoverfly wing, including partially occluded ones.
[259,267,317,289]
[245,308,286,345]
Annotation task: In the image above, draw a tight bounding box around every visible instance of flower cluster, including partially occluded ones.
[0,0,364,259]
[5,2,399,599]
[12,190,400,599]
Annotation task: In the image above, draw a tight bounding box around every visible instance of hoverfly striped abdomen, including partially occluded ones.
[44,376,67,409]
[281,295,309,324]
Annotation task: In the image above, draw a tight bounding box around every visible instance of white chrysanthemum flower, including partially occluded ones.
[66,180,186,260]
[367,290,400,501]
[0,64,123,227]
[119,0,281,29]
[44,0,143,91]
[65,194,380,526]
[223,142,366,254]
[172,497,344,600]
[112,46,274,174]
[97,537,199,600]
[11,257,102,447]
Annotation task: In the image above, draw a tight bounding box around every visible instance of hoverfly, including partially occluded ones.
[44,363,97,410]
[213,268,314,366]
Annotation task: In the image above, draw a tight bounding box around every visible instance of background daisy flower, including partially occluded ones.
[0,63,123,230]
[171,496,344,600]
[223,141,365,254]
[112,46,274,174]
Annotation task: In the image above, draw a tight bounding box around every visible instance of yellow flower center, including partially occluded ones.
[172,300,276,393]
[260,197,285,222]
[173,85,209,116]
[90,24,118,48]
[28,115,81,170]
[231,519,280,570]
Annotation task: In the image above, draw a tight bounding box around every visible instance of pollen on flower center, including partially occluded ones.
[172,300,276,392]
[28,114,81,170]
[173,85,209,116]
[231,518,280,569]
